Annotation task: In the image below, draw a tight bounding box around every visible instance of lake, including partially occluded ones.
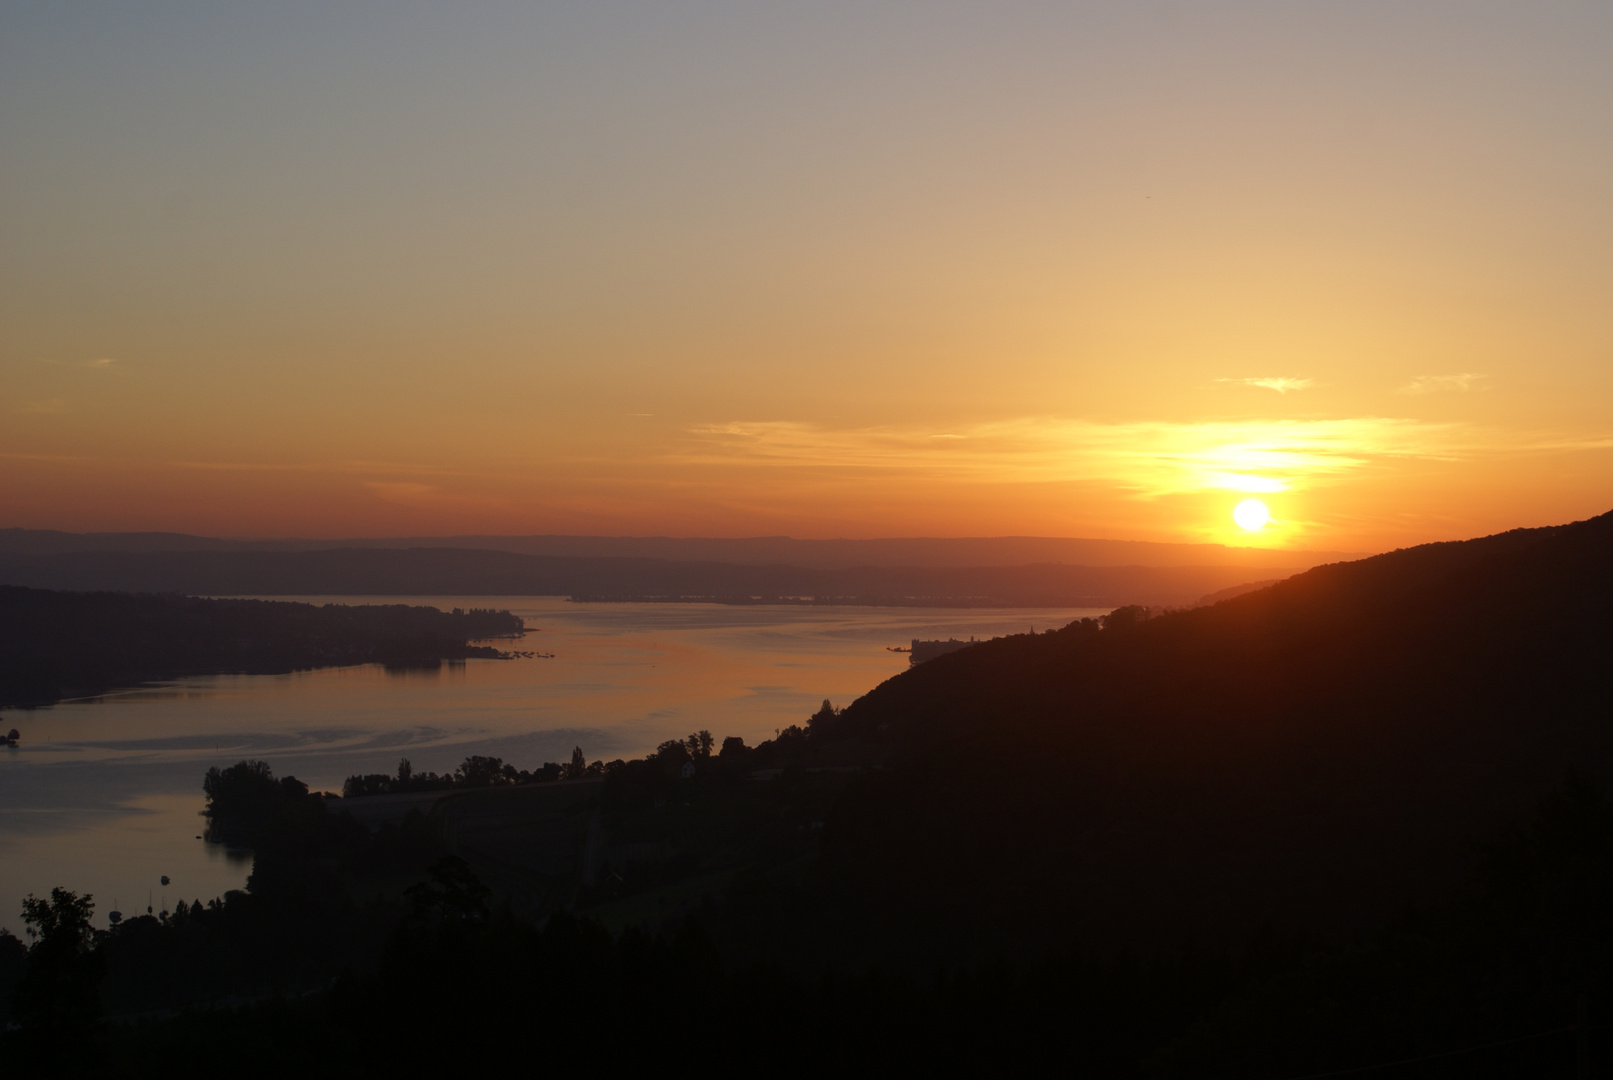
[0,597,1104,929]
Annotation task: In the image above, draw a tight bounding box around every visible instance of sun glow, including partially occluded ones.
[1233,499,1271,531]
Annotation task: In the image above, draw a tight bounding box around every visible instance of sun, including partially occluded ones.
[1233,499,1271,531]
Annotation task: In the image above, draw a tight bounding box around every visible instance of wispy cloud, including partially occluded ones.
[365,480,507,511]
[0,450,90,462]
[85,357,118,369]
[1218,376,1317,394]
[1397,373,1488,395]
[365,481,442,506]
[674,416,1580,500]
[169,458,498,479]
[170,460,328,473]
[18,399,68,415]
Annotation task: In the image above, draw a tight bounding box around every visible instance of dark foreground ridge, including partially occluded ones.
[813,510,1613,964]
[0,588,524,708]
[5,509,1613,1076]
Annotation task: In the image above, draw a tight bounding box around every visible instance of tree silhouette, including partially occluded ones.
[456,756,513,787]
[13,888,103,1053]
[404,856,492,923]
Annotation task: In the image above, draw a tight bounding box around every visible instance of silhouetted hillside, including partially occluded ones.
[0,547,1294,608]
[0,589,523,708]
[800,512,1613,966]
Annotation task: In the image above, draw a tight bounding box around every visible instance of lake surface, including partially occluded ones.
[0,597,1104,929]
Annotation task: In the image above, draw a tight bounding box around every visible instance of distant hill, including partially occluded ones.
[796,511,1613,967]
[0,589,524,709]
[1191,578,1282,606]
[0,527,1363,570]
[0,546,1306,608]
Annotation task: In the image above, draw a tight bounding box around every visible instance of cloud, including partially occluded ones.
[675,416,1484,500]
[366,481,442,507]
[1397,373,1488,395]
[671,415,1613,503]
[18,399,68,415]
[1218,377,1317,394]
[0,449,89,462]
[364,480,508,511]
[170,458,497,479]
[85,357,118,369]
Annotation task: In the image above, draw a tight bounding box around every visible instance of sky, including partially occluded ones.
[3,2,1611,552]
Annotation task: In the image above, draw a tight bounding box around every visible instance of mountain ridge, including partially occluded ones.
[0,527,1365,570]
[0,546,1311,609]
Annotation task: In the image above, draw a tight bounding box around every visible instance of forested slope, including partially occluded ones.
[806,512,1612,965]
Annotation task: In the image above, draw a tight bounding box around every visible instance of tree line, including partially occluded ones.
[339,702,845,799]
[4,772,1611,1076]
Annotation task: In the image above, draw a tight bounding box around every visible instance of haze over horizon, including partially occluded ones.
[5,3,1611,552]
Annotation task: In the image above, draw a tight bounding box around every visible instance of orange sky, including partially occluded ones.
[4,4,1611,552]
